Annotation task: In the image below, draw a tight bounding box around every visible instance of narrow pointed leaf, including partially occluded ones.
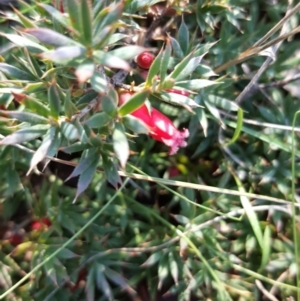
[0,125,49,145]
[176,79,219,90]
[27,126,57,175]
[113,123,129,168]
[1,33,48,53]
[0,63,34,80]
[207,95,239,111]
[75,156,99,201]
[170,36,184,58]
[24,28,81,47]
[109,46,146,61]
[39,4,71,29]
[85,112,111,128]
[81,0,93,45]
[178,17,189,54]
[123,115,150,134]
[96,265,113,301]
[66,0,83,36]
[94,51,130,71]
[159,92,200,108]
[118,91,149,116]
[90,71,107,93]
[0,110,49,124]
[145,48,163,87]
[175,55,206,81]
[159,41,172,87]
[65,148,98,181]
[48,83,61,119]
[224,108,243,146]
[102,154,122,189]
[41,46,86,63]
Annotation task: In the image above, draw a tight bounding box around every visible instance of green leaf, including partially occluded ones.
[64,90,78,119]
[27,126,57,175]
[158,253,169,290]
[85,112,111,128]
[102,154,121,189]
[0,33,48,53]
[260,225,271,270]
[108,46,146,61]
[168,252,179,285]
[123,115,150,134]
[60,142,92,154]
[224,108,243,146]
[159,92,200,108]
[93,2,124,36]
[103,267,130,290]
[90,71,108,93]
[0,63,34,80]
[178,17,189,54]
[113,123,129,168]
[65,148,98,181]
[207,95,239,111]
[41,46,86,64]
[0,125,49,145]
[195,108,208,137]
[14,93,50,117]
[80,0,93,45]
[60,122,80,141]
[75,156,99,201]
[118,90,149,116]
[24,28,81,47]
[102,94,118,118]
[175,55,206,81]
[6,169,22,196]
[166,51,195,80]
[0,110,49,124]
[170,36,184,58]
[96,265,113,301]
[106,33,128,46]
[204,100,223,125]
[93,50,130,71]
[66,0,83,36]
[39,4,71,29]
[225,120,300,156]
[232,173,264,250]
[92,26,115,49]
[12,7,37,28]
[175,79,219,90]
[145,48,163,87]
[48,83,61,119]
[141,252,162,267]
[159,41,172,88]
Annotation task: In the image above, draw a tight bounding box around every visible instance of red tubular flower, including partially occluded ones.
[119,92,189,155]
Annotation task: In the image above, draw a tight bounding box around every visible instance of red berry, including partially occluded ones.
[41,217,52,227]
[30,218,51,230]
[166,89,190,97]
[10,234,23,246]
[136,52,155,69]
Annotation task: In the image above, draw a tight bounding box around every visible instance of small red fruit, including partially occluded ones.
[10,234,23,246]
[30,218,51,230]
[166,89,190,97]
[136,52,155,69]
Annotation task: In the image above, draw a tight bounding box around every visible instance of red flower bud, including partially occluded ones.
[119,91,189,155]
[136,52,155,70]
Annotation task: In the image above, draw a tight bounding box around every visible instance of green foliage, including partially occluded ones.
[0,0,300,300]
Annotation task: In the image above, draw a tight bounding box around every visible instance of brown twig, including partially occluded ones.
[259,73,300,89]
